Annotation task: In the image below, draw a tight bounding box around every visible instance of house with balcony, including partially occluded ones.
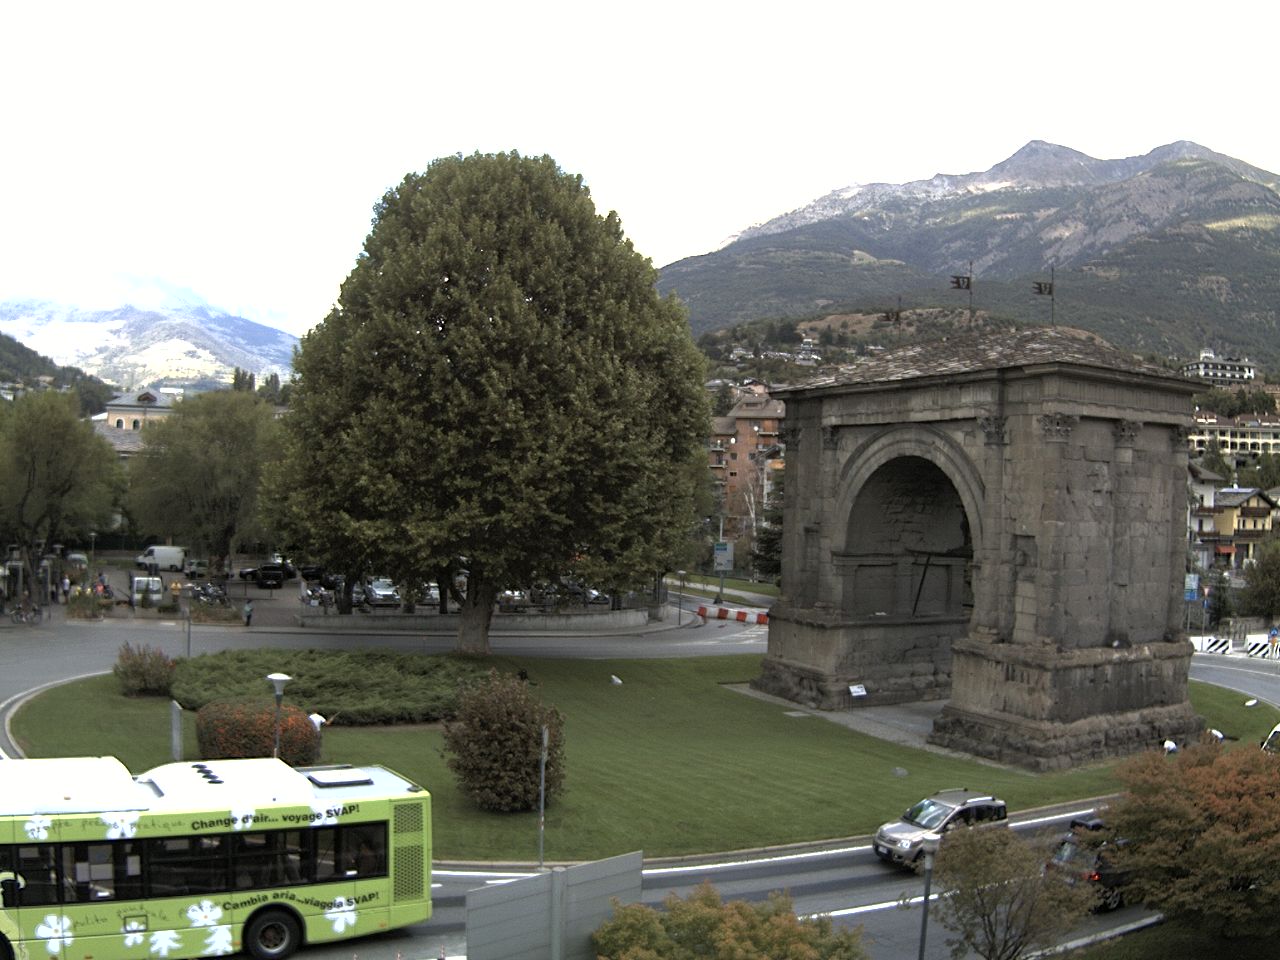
[707,392,784,543]
[1191,485,1276,570]
[1187,411,1280,461]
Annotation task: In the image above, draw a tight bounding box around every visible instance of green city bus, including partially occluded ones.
[0,756,431,960]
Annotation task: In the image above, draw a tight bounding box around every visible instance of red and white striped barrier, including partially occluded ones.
[696,605,768,625]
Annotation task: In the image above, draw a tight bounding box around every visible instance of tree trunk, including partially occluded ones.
[457,576,497,655]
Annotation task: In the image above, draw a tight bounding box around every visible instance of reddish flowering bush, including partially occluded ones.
[195,698,321,765]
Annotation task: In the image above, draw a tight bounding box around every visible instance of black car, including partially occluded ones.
[1046,816,1131,911]
[254,563,286,589]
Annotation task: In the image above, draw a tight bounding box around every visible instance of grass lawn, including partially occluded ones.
[1063,919,1274,959]
[12,658,1277,862]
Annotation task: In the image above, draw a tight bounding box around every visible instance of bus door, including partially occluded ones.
[271,824,390,947]
[293,825,359,945]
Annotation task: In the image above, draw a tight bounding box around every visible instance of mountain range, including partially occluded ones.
[0,300,297,392]
[3,140,1278,388]
[658,140,1280,371]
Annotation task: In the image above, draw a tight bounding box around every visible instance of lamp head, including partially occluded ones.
[266,672,292,697]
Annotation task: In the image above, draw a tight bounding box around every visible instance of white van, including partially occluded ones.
[134,545,187,571]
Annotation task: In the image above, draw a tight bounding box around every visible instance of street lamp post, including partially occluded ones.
[89,531,97,567]
[676,570,686,625]
[917,837,940,960]
[267,672,291,759]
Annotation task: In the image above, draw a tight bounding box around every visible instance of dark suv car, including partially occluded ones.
[873,788,1007,866]
[1046,816,1130,911]
[254,563,286,589]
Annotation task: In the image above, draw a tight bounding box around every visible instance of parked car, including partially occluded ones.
[361,577,400,607]
[873,788,1007,866]
[1046,816,1131,911]
[408,582,440,605]
[255,563,286,589]
[65,552,89,573]
[298,563,325,582]
[183,558,209,579]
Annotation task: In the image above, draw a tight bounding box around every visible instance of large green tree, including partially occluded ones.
[128,390,281,570]
[0,390,121,585]
[272,152,709,652]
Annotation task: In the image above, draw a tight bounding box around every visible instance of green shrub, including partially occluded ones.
[592,881,868,959]
[67,591,101,619]
[195,698,320,765]
[442,670,565,812]
[113,643,177,696]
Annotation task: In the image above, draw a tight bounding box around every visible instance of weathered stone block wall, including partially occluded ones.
[764,331,1199,769]
[755,605,963,708]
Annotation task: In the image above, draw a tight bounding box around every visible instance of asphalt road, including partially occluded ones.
[4,596,1277,959]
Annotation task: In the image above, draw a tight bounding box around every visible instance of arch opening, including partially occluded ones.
[837,456,973,621]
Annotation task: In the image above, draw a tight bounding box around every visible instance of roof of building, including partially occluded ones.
[1214,487,1277,509]
[94,421,148,455]
[776,327,1192,394]
[1189,461,1226,483]
[105,388,177,410]
[727,396,785,419]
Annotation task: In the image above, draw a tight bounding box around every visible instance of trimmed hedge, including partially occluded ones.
[170,649,490,725]
[195,698,321,765]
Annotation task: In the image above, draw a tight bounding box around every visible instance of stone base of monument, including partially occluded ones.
[928,634,1205,771]
[752,605,968,709]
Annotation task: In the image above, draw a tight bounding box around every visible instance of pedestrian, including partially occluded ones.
[243,598,253,627]
[61,575,70,603]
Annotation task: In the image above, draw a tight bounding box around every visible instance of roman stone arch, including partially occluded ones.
[753,328,1203,770]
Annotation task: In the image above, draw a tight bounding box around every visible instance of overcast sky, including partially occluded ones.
[2,0,1276,338]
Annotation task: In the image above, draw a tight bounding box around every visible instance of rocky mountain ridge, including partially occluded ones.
[662,141,1280,370]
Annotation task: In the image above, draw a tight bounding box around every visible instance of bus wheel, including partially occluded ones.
[245,910,301,960]
[0,935,12,960]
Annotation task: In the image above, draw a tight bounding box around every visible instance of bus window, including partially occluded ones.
[147,836,229,896]
[234,831,305,889]
[16,844,61,906]
[63,841,143,902]
[0,845,16,908]
[343,824,387,878]
[313,828,341,883]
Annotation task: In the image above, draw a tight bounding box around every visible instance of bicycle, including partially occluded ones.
[11,603,41,624]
